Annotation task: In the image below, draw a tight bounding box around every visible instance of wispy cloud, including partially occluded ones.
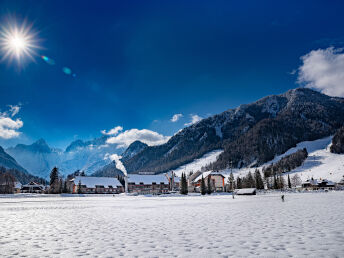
[106,128,170,148]
[184,114,202,126]
[170,113,183,122]
[298,47,344,97]
[0,105,23,139]
[101,126,123,136]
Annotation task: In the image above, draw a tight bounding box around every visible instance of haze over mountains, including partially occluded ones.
[1,88,344,181]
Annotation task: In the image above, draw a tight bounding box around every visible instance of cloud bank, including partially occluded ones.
[0,105,23,139]
[106,128,170,148]
[298,47,344,97]
[170,113,183,122]
[184,114,202,126]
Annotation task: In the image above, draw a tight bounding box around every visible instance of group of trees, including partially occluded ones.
[263,148,308,176]
[49,167,71,194]
[0,172,16,194]
[228,166,302,191]
[234,169,264,190]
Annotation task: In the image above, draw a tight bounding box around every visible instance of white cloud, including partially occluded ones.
[0,117,23,139]
[0,105,23,139]
[170,113,183,122]
[184,114,202,126]
[104,153,127,175]
[298,47,344,97]
[101,126,123,136]
[106,128,170,148]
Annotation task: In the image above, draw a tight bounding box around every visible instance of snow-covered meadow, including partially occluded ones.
[1,192,343,257]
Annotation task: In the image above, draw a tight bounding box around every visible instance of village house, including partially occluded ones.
[302,178,335,191]
[71,176,123,194]
[21,182,45,193]
[190,171,225,192]
[127,172,172,194]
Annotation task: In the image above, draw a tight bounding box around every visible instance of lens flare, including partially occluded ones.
[0,19,40,64]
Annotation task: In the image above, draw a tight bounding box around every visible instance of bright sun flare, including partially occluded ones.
[0,20,39,64]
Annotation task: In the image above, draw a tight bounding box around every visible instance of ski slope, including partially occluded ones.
[171,149,223,177]
[222,136,344,183]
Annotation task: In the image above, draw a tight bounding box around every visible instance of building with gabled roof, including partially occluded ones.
[71,176,123,194]
[21,182,45,193]
[302,178,335,191]
[127,172,174,194]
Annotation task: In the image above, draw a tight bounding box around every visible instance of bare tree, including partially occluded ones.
[291,174,302,187]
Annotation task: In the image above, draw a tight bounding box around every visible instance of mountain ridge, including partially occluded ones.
[121,88,344,174]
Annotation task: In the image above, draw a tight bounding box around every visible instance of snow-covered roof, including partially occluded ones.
[22,182,45,188]
[302,178,335,186]
[193,171,225,183]
[72,176,122,188]
[235,188,256,194]
[128,174,169,184]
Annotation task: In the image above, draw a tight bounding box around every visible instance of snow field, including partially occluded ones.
[0,192,343,257]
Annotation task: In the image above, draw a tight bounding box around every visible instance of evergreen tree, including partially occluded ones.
[228,172,235,192]
[246,171,255,188]
[207,176,212,194]
[180,173,188,195]
[49,167,59,194]
[254,169,264,190]
[236,177,242,189]
[80,171,86,176]
[200,175,206,195]
[63,180,68,193]
[77,180,82,194]
[288,174,292,188]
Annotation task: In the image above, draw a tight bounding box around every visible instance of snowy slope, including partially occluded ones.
[219,136,344,183]
[171,149,223,177]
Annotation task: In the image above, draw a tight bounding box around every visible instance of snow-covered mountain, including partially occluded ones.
[0,145,46,184]
[6,136,125,178]
[123,88,344,174]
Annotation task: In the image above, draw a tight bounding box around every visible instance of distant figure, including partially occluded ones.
[281,195,285,202]
[232,193,235,199]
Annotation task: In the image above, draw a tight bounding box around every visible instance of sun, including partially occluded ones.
[0,20,40,64]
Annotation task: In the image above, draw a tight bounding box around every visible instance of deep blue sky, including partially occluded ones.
[1,0,344,148]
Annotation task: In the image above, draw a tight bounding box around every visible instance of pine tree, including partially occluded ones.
[63,180,68,193]
[180,173,188,195]
[246,171,255,188]
[228,172,234,192]
[207,176,212,194]
[236,177,242,189]
[49,167,59,194]
[201,175,206,195]
[254,169,264,190]
[77,180,82,194]
[288,174,292,188]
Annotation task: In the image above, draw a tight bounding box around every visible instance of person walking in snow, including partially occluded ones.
[281,194,285,202]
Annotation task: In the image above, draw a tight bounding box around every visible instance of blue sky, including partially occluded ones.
[1,0,344,148]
